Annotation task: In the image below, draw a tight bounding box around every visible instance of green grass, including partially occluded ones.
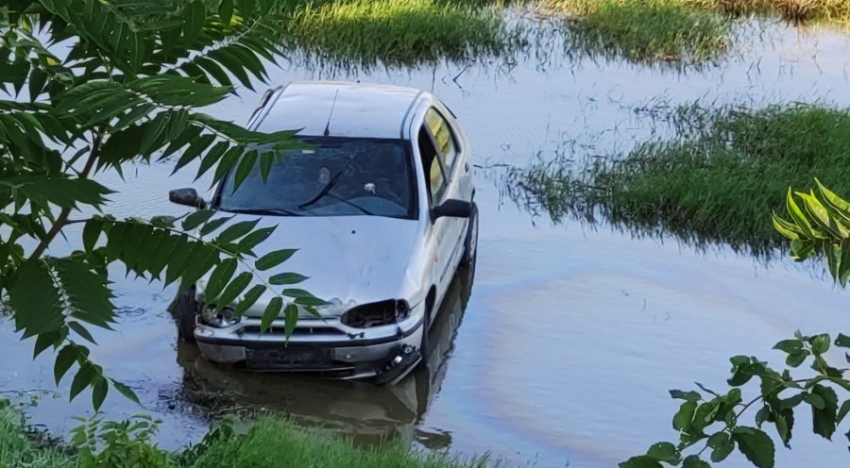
[0,404,73,468]
[0,405,489,468]
[545,0,850,27]
[184,418,490,468]
[506,103,850,255]
[273,0,524,68]
[543,0,734,65]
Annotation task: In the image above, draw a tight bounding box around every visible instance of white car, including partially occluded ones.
[168,81,477,384]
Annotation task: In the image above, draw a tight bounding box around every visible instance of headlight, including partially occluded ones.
[201,305,240,328]
[341,300,410,328]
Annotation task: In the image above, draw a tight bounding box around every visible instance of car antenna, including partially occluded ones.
[323,89,340,137]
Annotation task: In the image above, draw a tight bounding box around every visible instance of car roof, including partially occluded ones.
[256,81,427,140]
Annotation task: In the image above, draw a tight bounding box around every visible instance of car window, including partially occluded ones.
[216,137,415,219]
[418,127,445,205]
[424,108,458,173]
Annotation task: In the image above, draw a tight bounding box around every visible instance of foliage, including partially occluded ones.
[0,0,325,411]
[0,405,487,468]
[500,103,850,256]
[70,414,168,468]
[622,181,850,468]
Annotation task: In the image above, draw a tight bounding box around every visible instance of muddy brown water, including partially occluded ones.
[3,19,850,468]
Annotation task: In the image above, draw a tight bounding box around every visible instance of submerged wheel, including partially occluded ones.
[460,202,479,266]
[176,287,198,344]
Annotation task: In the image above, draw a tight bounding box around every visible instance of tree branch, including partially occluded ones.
[28,133,101,262]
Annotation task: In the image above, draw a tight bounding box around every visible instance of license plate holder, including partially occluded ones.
[245,347,333,370]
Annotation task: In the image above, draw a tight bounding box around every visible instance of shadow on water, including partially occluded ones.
[163,264,476,451]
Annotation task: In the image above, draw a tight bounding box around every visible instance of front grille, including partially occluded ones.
[240,326,347,337]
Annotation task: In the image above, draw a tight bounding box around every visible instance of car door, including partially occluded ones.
[424,108,466,264]
[416,125,456,310]
[421,108,465,298]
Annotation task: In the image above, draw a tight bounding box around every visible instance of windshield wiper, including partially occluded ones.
[299,171,342,210]
[226,208,302,217]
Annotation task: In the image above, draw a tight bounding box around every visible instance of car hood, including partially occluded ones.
[196,214,421,317]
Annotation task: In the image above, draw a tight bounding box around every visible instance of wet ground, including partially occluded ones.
[3,16,850,468]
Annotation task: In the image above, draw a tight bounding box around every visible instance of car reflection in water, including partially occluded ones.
[173,263,475,451]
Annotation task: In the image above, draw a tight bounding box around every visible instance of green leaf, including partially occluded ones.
[786,350,809,368]
[774,408,794,448]
[70,363,97,402]
[805,392,825,410]
[786,189,817,240]
[54,345,78,385]
[269,272,309,285]
[838,400,850,425]
[33,331,61,359]
[216,219,259,244]
[182,1,206,47]
[232,150,258,190]
[236,226,276,253]
[204,258,237,305]
[255,249,297,271]
[646,442,679,464]
[53,259,116,329]
[810,334,830,354]
[83,219,102,252]
[710,436,733,463]
[694,382,719,397]
[92,376,108,411]
[732,427,775,468]
[216,272,252,310]
[673,401,697,431]
[682,455,711,468]
[111,379,141,405]
[811,384,838,440]
[773,339,803,354]
[260,297,283,333]
[835,333,850,348]
[235,284,265,317]
[219,0,234,24]
[755,405,770,427]
[9,260,64,338]
[284,303,299,339]
[619,456,662,468]
[182,210,216,231]
[282,289,328,307]
[670,389,701,402]
[199,216,232,237]
[68,322,97,345]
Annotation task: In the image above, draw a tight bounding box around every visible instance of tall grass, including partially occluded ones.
[506,103,850,254]
[545,0,850,26]
[0,405,73,468]
[544,0,734,66]
[274,0,525,68]
[0,404,488,468]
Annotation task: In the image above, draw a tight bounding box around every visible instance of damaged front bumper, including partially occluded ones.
[193,301,426,384]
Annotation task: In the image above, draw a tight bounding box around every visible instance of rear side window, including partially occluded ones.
[418,127,445,204]
[424,108,458,173]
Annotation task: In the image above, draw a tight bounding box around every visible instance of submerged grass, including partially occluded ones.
[273,0,525,68]
[506,103,850,255]
[0,405,487,468]
[544,0,734,65]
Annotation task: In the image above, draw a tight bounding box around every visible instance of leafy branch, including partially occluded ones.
[624,180,850,468]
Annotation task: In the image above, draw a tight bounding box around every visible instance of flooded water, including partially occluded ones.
[3,16,850,468]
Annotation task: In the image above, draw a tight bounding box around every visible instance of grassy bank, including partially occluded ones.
[273,0,524,68]
[505,103,850,254]
[0,405,485,468]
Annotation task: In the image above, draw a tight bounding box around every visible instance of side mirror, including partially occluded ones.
[432,199,472,219]
[169,188,206,209]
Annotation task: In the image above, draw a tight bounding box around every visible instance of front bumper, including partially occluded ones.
[193,302,425,380]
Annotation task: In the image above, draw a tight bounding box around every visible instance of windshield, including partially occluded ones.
[216,137,415,219]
